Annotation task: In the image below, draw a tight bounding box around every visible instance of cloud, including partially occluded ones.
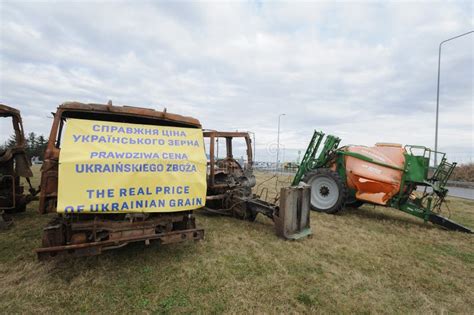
[0,1,472,163]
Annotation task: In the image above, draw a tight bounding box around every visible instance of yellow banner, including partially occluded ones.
[57,119,207,213]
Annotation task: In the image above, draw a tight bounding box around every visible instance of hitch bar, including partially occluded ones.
[428,214,472,233]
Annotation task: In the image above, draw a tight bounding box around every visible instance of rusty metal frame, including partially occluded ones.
[0,104,27,149]
[201,130,311,240]
[36,228,204,260]
[0,104,35,214]
[203,130,274,218]
[0,175,15,209]
[203,130,253,189]
[37,213,205,259]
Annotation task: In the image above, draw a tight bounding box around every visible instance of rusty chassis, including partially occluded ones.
[36,212,204,260]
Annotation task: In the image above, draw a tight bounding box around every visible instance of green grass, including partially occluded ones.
[0,167,473,313]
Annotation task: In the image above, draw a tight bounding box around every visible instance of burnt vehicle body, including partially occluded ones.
[36,102,204,259]
[203,131,311,240]
[0,105,36,228]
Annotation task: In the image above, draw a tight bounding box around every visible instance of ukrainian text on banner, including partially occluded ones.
[57,118,207,213]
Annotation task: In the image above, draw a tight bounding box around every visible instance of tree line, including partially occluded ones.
[1,132,48,159]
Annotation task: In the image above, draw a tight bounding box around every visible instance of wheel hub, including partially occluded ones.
[319,186,329,197]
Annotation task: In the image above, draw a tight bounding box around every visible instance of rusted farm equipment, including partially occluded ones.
[293,130,472,233]
[0,104,37,228]
[203,130,311,240]
[36,102,205,259]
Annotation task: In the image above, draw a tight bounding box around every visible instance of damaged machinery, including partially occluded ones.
[36,102,205,259]
[293,130,472,233]
[0,104,37,229]
[203,131,311,239]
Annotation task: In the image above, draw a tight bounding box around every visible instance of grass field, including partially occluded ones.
[0,166,473,314]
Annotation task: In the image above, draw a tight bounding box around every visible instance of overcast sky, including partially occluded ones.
[0,1,472,163]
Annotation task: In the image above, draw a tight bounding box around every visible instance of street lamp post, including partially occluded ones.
[435,30,473,166]
[276,113,285,169]
[248,131,256,163]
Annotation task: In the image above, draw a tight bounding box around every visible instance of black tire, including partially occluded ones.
[0,212,13,229]
[345,199,364,208]
[15,201,27,213]
[4,203,26,214]
[232,204,257,222]
[302,168,347,214]
[244,210,258,222]
[5,198,27,214]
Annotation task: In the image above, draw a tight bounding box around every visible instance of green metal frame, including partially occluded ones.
[293,130,471,233]
[292,131,340,186]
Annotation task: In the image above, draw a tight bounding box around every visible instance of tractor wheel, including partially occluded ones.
[302,168,347,214]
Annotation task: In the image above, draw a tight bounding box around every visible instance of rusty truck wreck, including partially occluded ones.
[36,102,205,259]
[203,131,312,240]
[0,104,37,228]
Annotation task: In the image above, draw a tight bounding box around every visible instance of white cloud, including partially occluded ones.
[0,1,472,163]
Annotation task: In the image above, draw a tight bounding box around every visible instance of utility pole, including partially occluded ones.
[276,113,285,170]
[248,131,256,163]
[435,30,473,166]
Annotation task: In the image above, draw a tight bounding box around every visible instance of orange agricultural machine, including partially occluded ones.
[293,130,472,233]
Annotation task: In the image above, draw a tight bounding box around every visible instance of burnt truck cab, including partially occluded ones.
[204,131,258,219]
[0,105,35,221]
[36,102,204,259]
[203,131,312,240]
